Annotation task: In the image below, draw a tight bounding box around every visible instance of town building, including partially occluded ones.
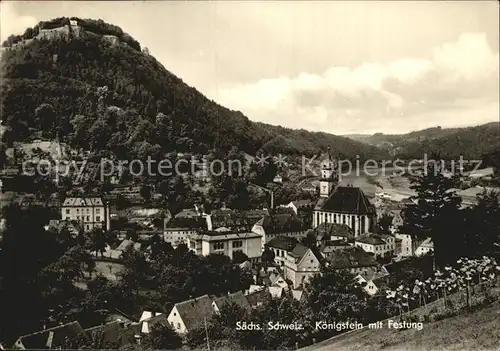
[265,236,301,267]
[312,222,355,243]
[12,321,88,349]
[325,246,380,275]
[355,267,390,296]
[414,238,434,256]
[355,234,396,258]
[283,243,322,289]
[187,228,262,261]
[61,197,110,231]
[313,151,376,235]
[166,295,215,334]
[211,291,251,313]
[252,210,307,249]
[163,216,206,248]
[319,240,352,259]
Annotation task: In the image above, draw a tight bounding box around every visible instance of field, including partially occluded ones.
[311,300,500,350]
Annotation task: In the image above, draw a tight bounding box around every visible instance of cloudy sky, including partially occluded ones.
[1,1,499,134]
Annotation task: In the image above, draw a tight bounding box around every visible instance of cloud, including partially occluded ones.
[214,33,499,134]
[0,2,37,42]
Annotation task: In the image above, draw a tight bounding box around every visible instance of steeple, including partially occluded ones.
[319,146,338,197]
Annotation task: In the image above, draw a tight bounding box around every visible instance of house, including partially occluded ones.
[284,243,322,289]
[212,291,251,313]
[394,233,419,257]
[12,321,89,349]
[325,246,380,275]
[45,219,82,237]
[61,197,110,232]
[313,222,355,243]
[313,153,376,234]
[414,238,434,256]
[355,234,395,258]
[319,240,352,258]
[166,295,215,334]
[252,211,307,248]
[468,167,494,179]
[174,208,201,219]
[84,320,133,349]
[269,271,289,290]
[164,217,206,248]
[245,287,270,309]
[269,286,284,298]
[355,268,390,296]
[283,199,315,215]
[291,289,304,302]
[265,236,300,267]
[206,208,263,232]
[273,174,283,183]
[187,228,262,261]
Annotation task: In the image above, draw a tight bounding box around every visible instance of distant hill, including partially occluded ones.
[0,17,388,160]
[345,123,500,159]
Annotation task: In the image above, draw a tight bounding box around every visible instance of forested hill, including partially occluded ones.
[0,17,388,160]
[345,123,500,159]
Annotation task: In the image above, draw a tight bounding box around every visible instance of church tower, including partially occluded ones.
[319,147,338,197]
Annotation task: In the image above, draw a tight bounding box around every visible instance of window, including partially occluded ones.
[76,209,80,213]
[96,208,101,214]
[213,242,224,250]
[65,209,70,214]
[87,209,90,213]
[96,216,101,221]
[86,225,90,230]
[65,217,70,221]
[177,323,181,329]
[86,216,90,221]
[76,216,80,220]
[233,240,243,248]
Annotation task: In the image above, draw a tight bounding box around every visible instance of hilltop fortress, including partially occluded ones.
[3,19,134,51]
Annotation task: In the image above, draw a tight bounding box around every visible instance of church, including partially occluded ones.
[312,151,376,237]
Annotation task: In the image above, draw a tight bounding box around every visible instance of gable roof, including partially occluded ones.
[314,223,354,241]
[212,291,251,312]
[326,247,380,269]
[245,288,269,308]
[288,243,311,262]
[317,186,376,214]
[62,197,104,207]
[355,235,386,245]
[172,294,215,332]
[14,321,88,349]
[84,321,127,348]
[265,236,299,251]
[165,216,207,230]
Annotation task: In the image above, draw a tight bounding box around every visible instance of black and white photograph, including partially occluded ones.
[0,1,499,350]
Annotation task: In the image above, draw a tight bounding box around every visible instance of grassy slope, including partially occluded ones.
[312,301,500,350]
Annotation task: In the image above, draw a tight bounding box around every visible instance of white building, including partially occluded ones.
[355,234,395,258]
[414,238,434,256]
[187,228,262,261]
[61,197,110,232]
[283,243,322,289]
[166,295,215,335]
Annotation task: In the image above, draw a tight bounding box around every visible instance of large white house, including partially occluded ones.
[313,152,376,235]
[166,295,215,334]
[187,228,262,261]
[61,197,110,232]
[355,234,396,258]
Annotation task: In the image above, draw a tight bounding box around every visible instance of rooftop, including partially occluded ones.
[266,236,300,251]
[316,186,376,214]
[314,222,354,240]
[355,235,386,245]
[326,246,379,269]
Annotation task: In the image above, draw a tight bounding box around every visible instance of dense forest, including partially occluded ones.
[0,17,388,160]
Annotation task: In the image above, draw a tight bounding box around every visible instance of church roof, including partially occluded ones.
[316,186,376,214]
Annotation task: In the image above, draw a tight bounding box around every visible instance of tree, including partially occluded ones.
[377,213,394,234]
[148,323,182,350]
[401,160,464,266]
[261,248,275,266]
[140,184,152,202]
[232,251,249,264]
[464,190,500,257]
